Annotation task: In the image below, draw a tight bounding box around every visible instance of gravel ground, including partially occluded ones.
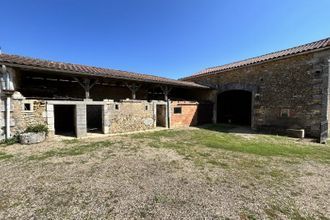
[0,129,329,219]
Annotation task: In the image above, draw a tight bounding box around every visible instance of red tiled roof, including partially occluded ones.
[182,37,330,80]
[0,53,207,88]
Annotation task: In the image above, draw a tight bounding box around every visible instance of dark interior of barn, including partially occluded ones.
[87,105,103,133]
[217,90,252,126]
[54,105,76,136]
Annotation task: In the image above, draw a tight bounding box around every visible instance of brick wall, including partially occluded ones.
[170,101,198,127]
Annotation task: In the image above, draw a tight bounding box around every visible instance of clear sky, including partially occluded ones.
[1,0,329,79]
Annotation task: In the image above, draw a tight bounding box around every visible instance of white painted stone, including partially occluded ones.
[12,91,25,100]
[46,104,54,111]
[20,132,46,145]
[144,118,154,126]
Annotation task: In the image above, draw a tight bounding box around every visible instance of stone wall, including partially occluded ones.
[170,101,198,127]
[11,98,47,135]
[184,50,330,138]
[107,100,155,133]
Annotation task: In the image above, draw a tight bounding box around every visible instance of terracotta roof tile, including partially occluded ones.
[0,53,207,88]
[183,37,330,80]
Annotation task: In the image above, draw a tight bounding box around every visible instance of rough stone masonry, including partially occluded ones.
[183,49,330,140]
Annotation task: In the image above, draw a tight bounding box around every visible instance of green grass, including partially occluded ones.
[28,141,113,160]
[264,202,317,220]
[62,139,81,145]
[135,125,330,162]
[0,135,19,146]
[0,152,13,160]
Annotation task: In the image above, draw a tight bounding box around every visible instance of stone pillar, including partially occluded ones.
[251,90,257,130]
[75,104,87,138]
[212,91,217,124]
[319,59,330,143]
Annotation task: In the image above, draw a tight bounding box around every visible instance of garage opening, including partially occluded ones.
[217,90,252,126]
[54,105,76,136]
[87,105,103,133]
[156,104,167,127]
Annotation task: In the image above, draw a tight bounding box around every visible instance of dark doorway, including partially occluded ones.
[54,105,76,136]
[156,104,166,127]
[87,105,103,133]
[197,103,214,125]
[217,90,252,126]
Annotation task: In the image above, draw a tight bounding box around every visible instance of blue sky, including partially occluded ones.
[1,0,329,79]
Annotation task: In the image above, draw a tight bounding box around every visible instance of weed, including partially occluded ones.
[25,124,49,134]
[0,135,19,146]
[0,152,13,160]
[62,139,80,145]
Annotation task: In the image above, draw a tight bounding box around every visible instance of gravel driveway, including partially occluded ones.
[0,127,329,219]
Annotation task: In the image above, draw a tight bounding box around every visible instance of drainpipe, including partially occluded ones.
[167,99,171,128]
[5,95,10,139]
[1,65,11,139]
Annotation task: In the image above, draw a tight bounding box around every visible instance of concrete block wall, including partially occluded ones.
[46,104,55,135]
[75,104,87,137]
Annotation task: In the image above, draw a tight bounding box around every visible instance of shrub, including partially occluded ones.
[25,124,49,134]
[0,134,19,145]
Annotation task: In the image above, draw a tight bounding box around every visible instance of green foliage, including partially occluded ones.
[0,152,13,160]
[0,135,19,145]
[138,125,330,162]
[25,124,48,134]
[195,130,330,160]
[62,139,80,145]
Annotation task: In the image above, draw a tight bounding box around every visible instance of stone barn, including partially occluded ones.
[0,54,212,140]
[0,37,330,143]
[182,37,330,142]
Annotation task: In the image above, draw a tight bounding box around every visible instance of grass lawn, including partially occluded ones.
[0,125,329,219]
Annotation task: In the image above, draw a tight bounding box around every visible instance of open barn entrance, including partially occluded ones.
[217,90,252,126]
[54,105,76,136]
[87,105,103,133]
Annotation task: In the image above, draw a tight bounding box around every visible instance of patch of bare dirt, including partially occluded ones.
[228,126,257,139]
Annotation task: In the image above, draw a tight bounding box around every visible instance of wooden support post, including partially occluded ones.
[160,85,172,101]
[74,77,98,99]
[126,83,140,99]
[160,85,172,128]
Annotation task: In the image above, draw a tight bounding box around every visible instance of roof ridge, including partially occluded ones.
[183,37,330,79]
[0,53,207,88]
[0,53,167,79]
[206,37,330,69]
[206,37,330,71]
